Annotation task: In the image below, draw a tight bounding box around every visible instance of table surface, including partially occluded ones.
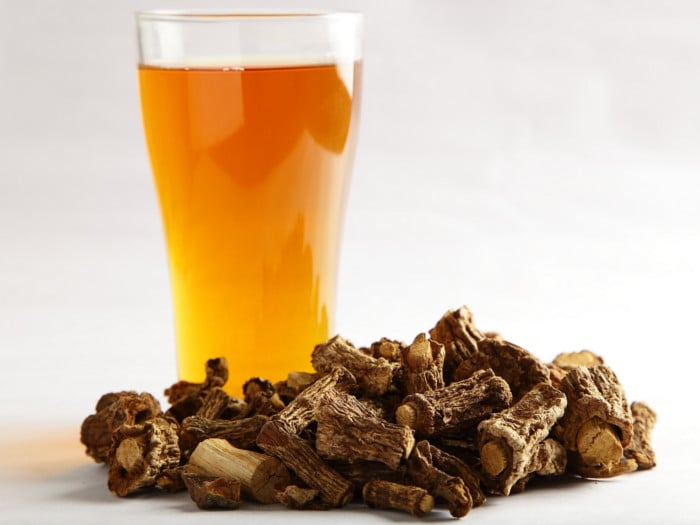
[2,1,700,523]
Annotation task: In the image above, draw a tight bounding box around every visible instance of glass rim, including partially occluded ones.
[135,9,362,23]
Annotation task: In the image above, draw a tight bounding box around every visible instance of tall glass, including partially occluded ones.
[136,11,363,393]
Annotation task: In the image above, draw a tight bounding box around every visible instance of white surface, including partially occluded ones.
[1,0,699,523]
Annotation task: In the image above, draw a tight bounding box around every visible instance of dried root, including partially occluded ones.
[478,383,567,495]
[454,338,551,401]
[80,391,161,463]
[107,416,180,496]
[186,438,290,504]
[408,440,473,518]
[429,306,484,382]
[556,365,633,475]
[182,473,241,509]
[363,479,434,517]
[80,305,656,517]
[257,420,353,507]
[396,369,512,438]
[624,401,657,469]
[315,389,414,469]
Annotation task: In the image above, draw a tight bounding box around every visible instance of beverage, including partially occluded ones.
[139,62,361,393]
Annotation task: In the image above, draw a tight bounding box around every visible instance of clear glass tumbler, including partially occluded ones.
[136,11,363,393]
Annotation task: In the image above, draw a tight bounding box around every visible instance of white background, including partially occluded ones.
[1,1,699,523]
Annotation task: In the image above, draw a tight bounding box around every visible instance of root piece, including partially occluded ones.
[505,438,568,494]
[312,335,398,397]
[552,350,605,370]
[362,479,434,517]
[548,350,605,388]
[533,438,568,476]
[429,306,484,382]
[274,365,356,434]
[164,358,230,421]
[547,363,568,388]
[182,473,241,509]
[242,377,285,416]
[624,401,657,469]
[196,387,236,420]
[569,455,638,478]
[478,383,567,495]
[275,372,318,404]
[365,337,405,362]
[454,338,551,401]
[256,420,354,507]
[107,416,180,496]
[407,440,472,518]
[274,485,325,510]
[156,467,186,493]
[186,438,291,504]
[181,414,269,452]
[576,417,623,467]
[396,368,512,438]
[557,365,633,472]
[165,358,228,404]
[399,333,445,395]
[315,389,415,469]
[80,391,162,463]
[287,371,317,390]
[426,443,486,507]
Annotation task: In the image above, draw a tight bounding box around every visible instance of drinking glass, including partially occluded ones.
[136,10,363,393]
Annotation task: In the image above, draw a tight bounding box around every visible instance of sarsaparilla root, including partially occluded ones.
[478,383,567,495]
[80,304,657,517]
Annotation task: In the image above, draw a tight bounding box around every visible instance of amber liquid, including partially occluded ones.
[139,62,361,394]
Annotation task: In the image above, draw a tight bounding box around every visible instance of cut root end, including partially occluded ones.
[480,440,509,478]
[395,403,417,429]
[576,417,623,467]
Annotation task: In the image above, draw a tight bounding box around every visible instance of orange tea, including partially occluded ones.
[139,62,361,393]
